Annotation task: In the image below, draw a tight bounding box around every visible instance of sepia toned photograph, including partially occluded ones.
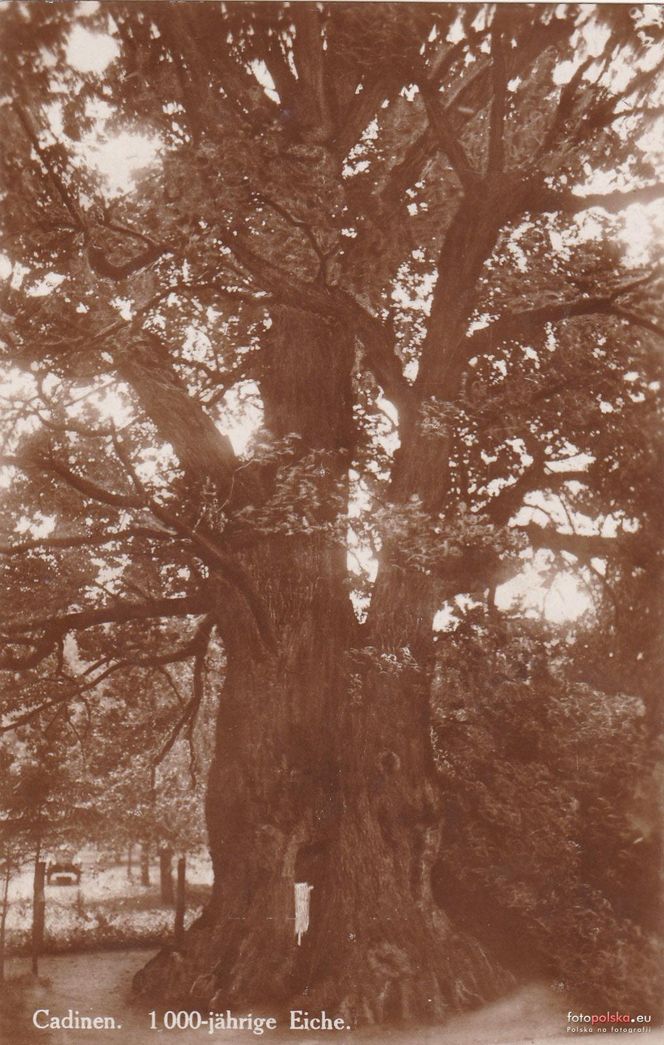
[0,2,662,1042]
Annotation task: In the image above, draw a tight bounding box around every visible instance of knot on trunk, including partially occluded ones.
[377,750,401,775]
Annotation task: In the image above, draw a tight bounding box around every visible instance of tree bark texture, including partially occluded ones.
[140,844,151,887]
[134,310,512,1023]
[160,848,174,905]
[0,864,10,983]
[31,859,46,976]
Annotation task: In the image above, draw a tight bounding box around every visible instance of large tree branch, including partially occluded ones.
[519,522,647,565]
[221,232,414,415]
[4,445,274,651]
[466,291,664,356]
[381,16,574,211]
[485,465,592,527]
[0,615,215,734]
[540,181,664,216]
[292,6,333,140]
[332,77,391,161]
[12,99,84,231]
[419,82,478,192]
[85,239,172,282]
[0,595,209,671]
[0,526,177,557]
[1,594,209,639]
[466,295,614,353]
[114,332,240,497]
[77,615,216,694]
[219,231,337,317]
[487,13,508,173]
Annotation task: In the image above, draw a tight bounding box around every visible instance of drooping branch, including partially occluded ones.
[78,615,216,694]
[0,615,216,735]
[0,453,143,510]
[610,307,664,341]
[0,695,67,734]
[152,615,214,771]
[0,595,210,672]
[4,441,274,651]
[143,497,277,652]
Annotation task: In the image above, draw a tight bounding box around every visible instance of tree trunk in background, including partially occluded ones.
[135,309,510,1022]
[126,843,133,881]
[31,859,45,976]
[159,848,174,905]
[174,857,186,948]
[0,864,10,983]
[140,844,150,887]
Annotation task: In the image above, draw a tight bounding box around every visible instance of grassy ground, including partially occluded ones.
[4,850,212,955]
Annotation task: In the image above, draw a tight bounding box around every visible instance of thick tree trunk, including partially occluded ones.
[134,310,511,1024]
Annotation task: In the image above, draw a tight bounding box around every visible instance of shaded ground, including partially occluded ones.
[6,949,660,1045]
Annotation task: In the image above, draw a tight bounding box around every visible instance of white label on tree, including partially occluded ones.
[294,882,313,945]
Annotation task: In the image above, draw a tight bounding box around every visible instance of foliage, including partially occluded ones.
[432,612,662,1010]
[0,0,662,1019]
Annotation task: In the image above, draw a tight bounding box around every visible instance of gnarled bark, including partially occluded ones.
[134,309,511,1024]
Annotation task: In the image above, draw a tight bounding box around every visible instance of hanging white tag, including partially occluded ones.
[294,882,314,945]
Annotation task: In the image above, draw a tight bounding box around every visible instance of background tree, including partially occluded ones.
[0,1,662,1024]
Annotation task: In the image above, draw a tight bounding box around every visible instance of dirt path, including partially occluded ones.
[3,950,662,1045]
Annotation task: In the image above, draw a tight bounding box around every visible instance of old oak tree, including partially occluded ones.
[0,2,663,1024]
